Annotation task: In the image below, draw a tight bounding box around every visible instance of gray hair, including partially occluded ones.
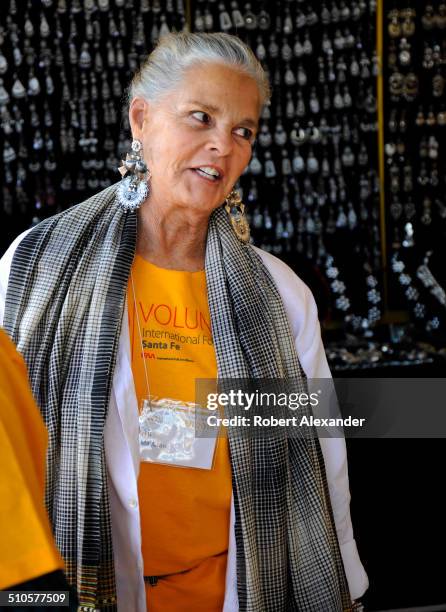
[126,31,271,110]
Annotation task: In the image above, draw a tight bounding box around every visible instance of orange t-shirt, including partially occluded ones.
[0,328,63,589]
[127,255,232,612]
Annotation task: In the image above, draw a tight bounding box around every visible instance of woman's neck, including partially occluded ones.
[136,198,210,272]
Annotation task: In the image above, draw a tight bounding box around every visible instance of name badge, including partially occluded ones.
[139,396,217,470]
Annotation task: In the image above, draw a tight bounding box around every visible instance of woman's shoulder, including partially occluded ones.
[0,184,119,315]
[1,183,120,264]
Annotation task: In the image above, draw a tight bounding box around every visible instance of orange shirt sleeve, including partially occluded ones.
[0,328,63,589]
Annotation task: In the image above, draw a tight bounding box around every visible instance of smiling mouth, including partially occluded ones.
[190,168,222,182]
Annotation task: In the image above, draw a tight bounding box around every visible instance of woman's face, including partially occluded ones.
[129,62,261,214]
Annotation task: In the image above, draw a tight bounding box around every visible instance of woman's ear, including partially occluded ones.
[128,97,148,140]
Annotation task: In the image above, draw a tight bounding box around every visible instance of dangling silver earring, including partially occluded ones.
[224,189,250,244]
[117,138,151,211]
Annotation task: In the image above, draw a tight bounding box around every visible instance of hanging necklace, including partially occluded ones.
[392,251,442,333]
[416,251,446,309]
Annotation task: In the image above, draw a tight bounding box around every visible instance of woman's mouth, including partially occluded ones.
[190,166,223,183]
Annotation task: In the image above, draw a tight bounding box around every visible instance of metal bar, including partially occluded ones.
[376,0,388,313]
[185,0,192,31]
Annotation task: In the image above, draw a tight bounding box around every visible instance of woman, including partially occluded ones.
[0,32,368,611]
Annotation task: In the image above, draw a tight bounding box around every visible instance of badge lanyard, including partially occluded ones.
[130,270,152,405]
[130,269,217,469]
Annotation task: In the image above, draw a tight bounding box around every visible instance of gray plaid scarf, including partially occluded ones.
[4,183,352,611]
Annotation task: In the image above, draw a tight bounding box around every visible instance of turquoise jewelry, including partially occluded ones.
[224,188,250,244]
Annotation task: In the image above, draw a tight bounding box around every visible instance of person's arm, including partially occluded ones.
[0,228,33,326]
[293,281,369,601]
[252,246,369,601]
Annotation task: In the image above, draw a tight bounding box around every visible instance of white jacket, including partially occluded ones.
[0,231,369,611]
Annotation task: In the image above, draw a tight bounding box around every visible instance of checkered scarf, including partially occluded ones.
[4,183,352,611]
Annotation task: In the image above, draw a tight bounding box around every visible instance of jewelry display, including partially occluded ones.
[0,0,185,223]
[416,250,446,309]
[384,2,446,339]
[326,337,435,371]
[392,249,444,335]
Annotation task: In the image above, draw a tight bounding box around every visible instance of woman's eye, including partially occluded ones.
[234,127,254,141]
[192,111,211,124]
[191,112,253,142]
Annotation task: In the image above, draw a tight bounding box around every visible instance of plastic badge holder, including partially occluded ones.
[138,396,217,470]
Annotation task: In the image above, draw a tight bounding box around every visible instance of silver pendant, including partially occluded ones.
[12,78,26,99]
[117,175,149,212]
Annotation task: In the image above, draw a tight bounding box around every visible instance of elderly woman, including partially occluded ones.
[0,33,368,612]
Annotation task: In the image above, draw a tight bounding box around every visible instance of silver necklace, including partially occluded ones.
[416,251,446,309]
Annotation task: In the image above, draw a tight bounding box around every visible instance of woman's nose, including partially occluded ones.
[206,128,233,156]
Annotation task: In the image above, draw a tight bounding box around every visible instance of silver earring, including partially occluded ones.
[224,189,250,244]
[117,139,151,212]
